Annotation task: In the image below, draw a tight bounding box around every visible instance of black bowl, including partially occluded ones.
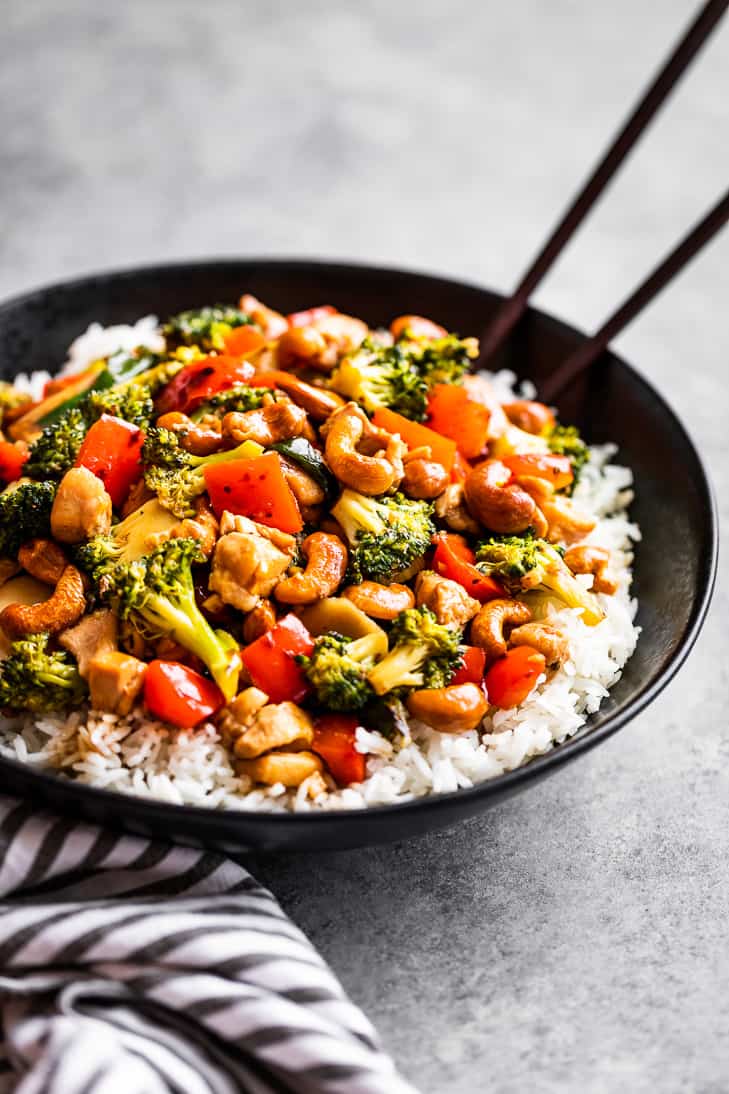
[0,260,717,851]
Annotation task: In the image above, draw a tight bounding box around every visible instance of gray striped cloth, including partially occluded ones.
[0,797,417,1094]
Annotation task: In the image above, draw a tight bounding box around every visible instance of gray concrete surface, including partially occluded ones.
[2,1,728,1090]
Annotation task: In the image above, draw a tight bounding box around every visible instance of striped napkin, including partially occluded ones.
[0,797,417,1094]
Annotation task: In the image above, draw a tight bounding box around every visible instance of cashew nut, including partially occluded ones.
[18,538,68,585]
[0,563,86,639]
[156,411,223,456]
[222,398,308,447]
[470,598,533,661]
[402,448,450,500]
[503,400,556,435]
[509,621,570,666]
[51,466,112,544]
[277,314,367,372]
[242,599,277,644]
[407,683,489,734]
[415,571,480,629]
[463,459,548,535]
[563,545,618,594]
[324,403,405,495]
[342,581,415,620]
[390,315,447,341]
[275,532,348,605]
[237,750,324,787]
[271,372,346,421]
[239,294,289,340]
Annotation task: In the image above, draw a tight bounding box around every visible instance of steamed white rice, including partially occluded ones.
[0,321,641,812]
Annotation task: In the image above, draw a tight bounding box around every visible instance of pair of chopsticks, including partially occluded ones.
[478,0,729,403]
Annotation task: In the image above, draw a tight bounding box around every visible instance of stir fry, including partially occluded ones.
[0,297,620,795]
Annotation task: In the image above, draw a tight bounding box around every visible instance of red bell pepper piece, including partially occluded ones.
[502,452,574,491]
[287,305,337,328]
[144,660,224,728]
[0,440,28,483]
[155,355,256,416]
[371,406,456,472]
[427,384,492,460]
[312,714,366,786]
[204,452,303,533]
[242,615,314,704]
[221,326,267,356]
[451,645,487,686]
[431,532,502,602]
[485,646,546,709]
[74,415,144,508]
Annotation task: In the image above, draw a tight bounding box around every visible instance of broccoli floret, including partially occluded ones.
[119,353,188,397]
[25,407,88,480]
[93,537,241,701]
[329,340,429,421]
[0,480,56,557]
[298,631,385,711]
[547,424,590,489]
[142,427,263,517]
[163,306,252,352]
[75,498,180,578]
[367,607,463,697]
[0,633,87,714]
[25,382,155,480]
[0,382,31,427]
[407,334,478,387]
[331,488,434,583]
[84,385,155,429]
[189,383,268,421]
[476,531,604,625]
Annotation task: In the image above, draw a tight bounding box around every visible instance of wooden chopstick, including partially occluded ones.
[477,0,728,366]
[539,188,729,403]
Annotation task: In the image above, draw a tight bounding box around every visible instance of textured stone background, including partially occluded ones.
[2,2,728,1091]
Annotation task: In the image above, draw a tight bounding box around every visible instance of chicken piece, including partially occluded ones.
[209,531,294,612]
[218,511,297,554]
[415,570,480,628]
[87,650,147,715]
[59,610,118,678]
[121,479,155,518]
[242,599,277,644]
[146,498,219,558]
[434,484,481,535]
[278,456,326,508]
[237,750,323,788]
[222,400,309,447]
[51,466,112,544]
[220,696,314,759]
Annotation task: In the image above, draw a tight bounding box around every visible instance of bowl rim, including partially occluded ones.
[0,257,719,829]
